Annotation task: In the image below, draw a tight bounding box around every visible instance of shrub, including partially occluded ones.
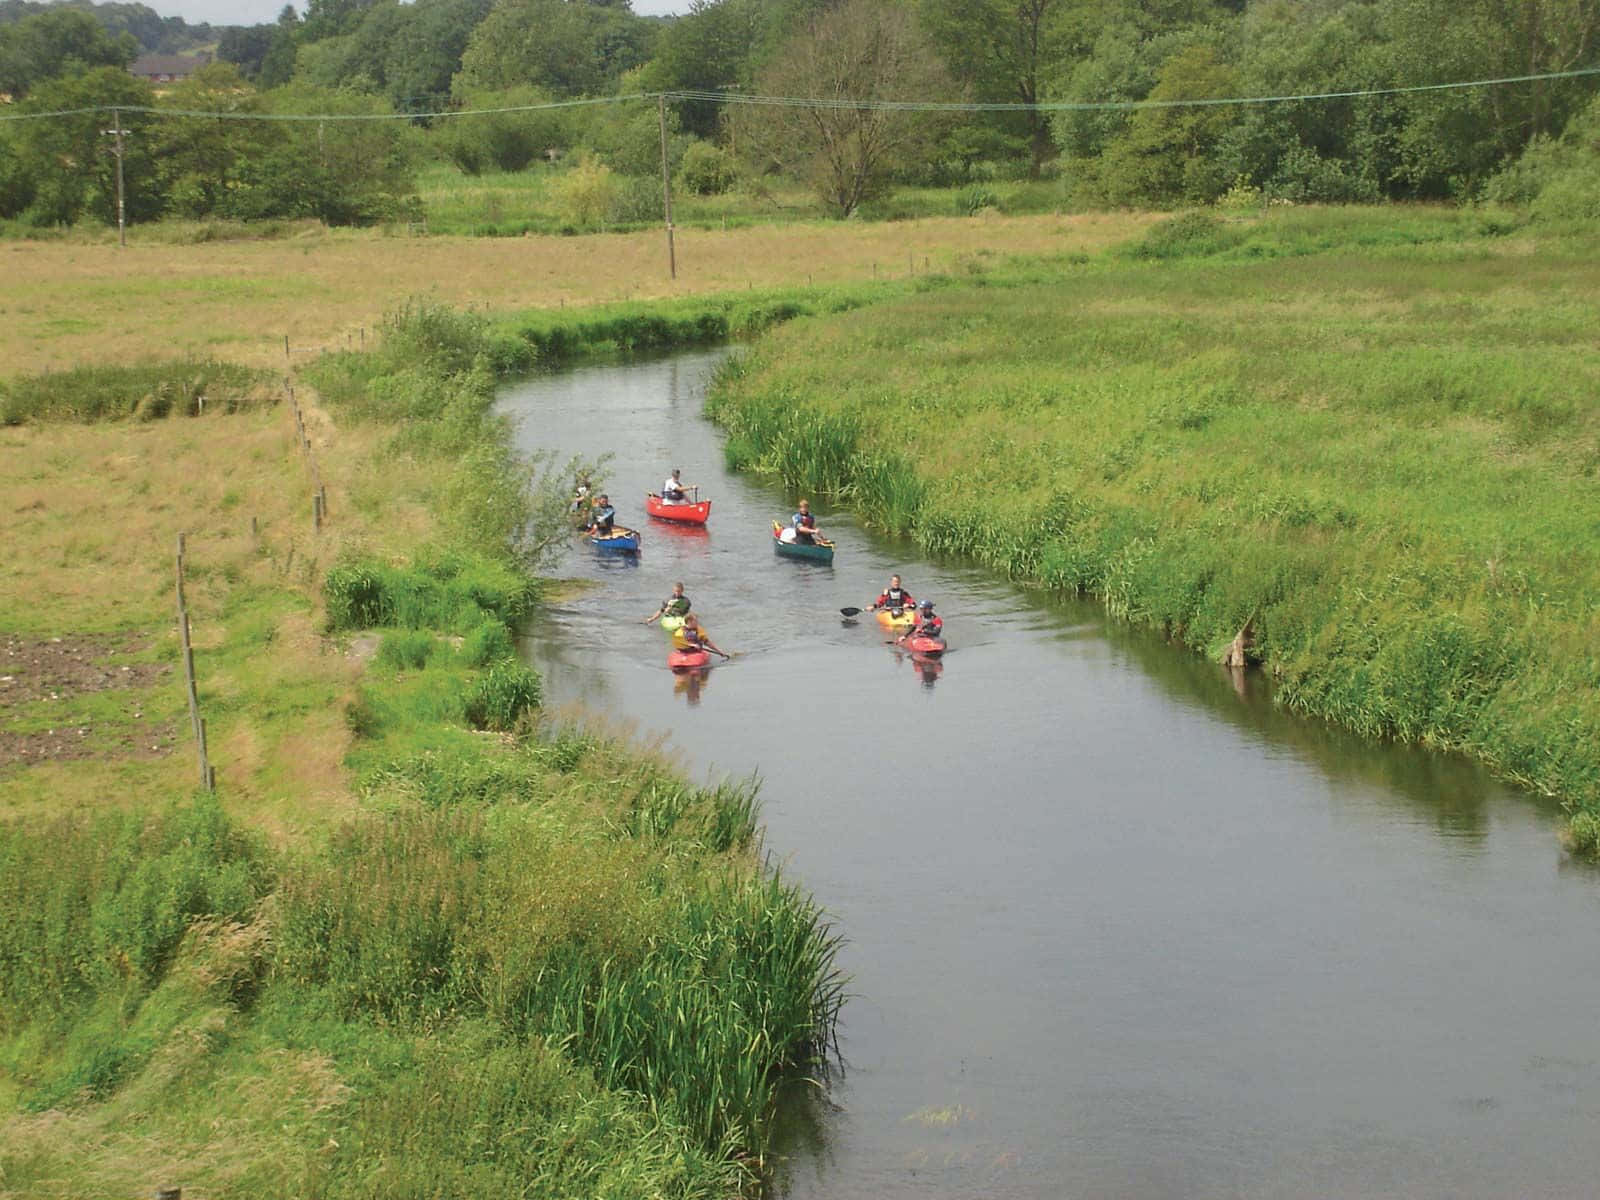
[549,153,618,229]
[464,660,542,731]
[677,140,737,195]
[1121,210,1245,261]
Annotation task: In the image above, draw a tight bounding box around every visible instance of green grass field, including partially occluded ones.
[705,206,1600,850]
[1,306,843,1197]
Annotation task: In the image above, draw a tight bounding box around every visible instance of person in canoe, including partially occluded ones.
[678,614,729,659]
[586,493,616,537]
[570,475,592,513]
[899,599,943,642]
[661,468,696,505]
[644,581,691,625]
[791,498,826,545]
[869,574,916,613]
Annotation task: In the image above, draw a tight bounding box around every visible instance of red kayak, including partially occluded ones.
[646,493,711,525]
[903,634,946,656]
[668,647,711,670]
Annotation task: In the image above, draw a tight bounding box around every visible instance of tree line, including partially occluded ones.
[2,0,1597,229]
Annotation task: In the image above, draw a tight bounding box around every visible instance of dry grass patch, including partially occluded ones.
[3,213,1156,375]
[0,400,381,836]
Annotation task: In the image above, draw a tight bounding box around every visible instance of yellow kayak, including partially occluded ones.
[875,607,917,630]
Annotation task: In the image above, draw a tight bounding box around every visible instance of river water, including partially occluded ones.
[501,350,1600,1200]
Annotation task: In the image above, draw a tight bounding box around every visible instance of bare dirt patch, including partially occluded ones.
[0,633,176,768]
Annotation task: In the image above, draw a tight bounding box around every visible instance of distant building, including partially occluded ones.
[129,54,211,85]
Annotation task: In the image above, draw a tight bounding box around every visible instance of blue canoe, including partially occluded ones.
[590,527,641,552]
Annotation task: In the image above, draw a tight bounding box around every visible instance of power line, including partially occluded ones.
[665,65,1600,112]
[1,64,1596,125]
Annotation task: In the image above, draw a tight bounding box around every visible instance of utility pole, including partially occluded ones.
[102,108,127,247]
[658,94,676,280]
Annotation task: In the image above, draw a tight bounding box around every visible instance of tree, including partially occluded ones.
[5,67,157,226]
[1383,0,1600,195]
[737,0,954,216]
[0,7,137,99]
[1093,42,1242,204]
[217,23,278,80]
[455,0,655,98]
[919,0,1068,174]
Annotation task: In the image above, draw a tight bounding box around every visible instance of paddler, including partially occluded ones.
[868,574,915,613]
[677,614,729,659]
[791,498,825,545]
[661,468,695,504]
[644,581,691,625]
[899,599,943,642]
[586,493,616,536]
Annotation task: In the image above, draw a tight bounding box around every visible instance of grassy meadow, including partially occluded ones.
[1,306,843,1195]
[1,210,1151,377]
[705,206,1600,850]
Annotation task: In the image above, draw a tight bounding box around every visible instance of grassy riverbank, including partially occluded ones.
[2,309,842,1195]
[705,208,1600,851]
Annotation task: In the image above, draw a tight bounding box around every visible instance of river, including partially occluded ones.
[501,349,1600,1200]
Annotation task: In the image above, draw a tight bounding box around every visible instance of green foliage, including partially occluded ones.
[677,139,738,196]
[325,552,536,635]
[435,86,570,175]
[549,152,621,229]
[455,0,656,98]
[0,799,269,1033]
[1,360,270,425]
[464,659,542,730]
[0,5,137,99]
[377,629,437,671]
[460,617,514,667]
[1121,210,1244,260]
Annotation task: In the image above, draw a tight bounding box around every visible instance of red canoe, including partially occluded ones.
[903,634,946,656]
[668,647,711,670]
[646,493,712,525]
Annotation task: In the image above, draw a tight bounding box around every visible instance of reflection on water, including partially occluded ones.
[672,665,712,706]
[500,351,1600,1200]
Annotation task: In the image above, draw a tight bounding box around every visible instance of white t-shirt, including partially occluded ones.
[663,476,685,501]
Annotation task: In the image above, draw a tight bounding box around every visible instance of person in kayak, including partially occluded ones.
[900,599,943,642]
[644,582,691,624]
[791,498,825,545]
[869,574,915,613]
[661,469,695,504]
[586,493,616,536]
[678,614,729,659]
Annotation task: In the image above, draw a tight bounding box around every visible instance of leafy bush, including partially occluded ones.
[677,140,737,195]
[549,153,619,228]
[464,660,542,730]
[1120,210,1246,261]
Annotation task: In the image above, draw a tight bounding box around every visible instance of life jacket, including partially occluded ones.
[591,506,615,532]
[878,587,913,610]
[913,614,942,637]
[665,595,690,616]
